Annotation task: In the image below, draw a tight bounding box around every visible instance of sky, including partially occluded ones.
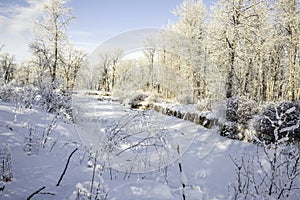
[0,0,216,63]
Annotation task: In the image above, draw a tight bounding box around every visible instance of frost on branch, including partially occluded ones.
[23,126,41,156]
[230,143,300,199]
[0,84,72,119]
[0,146,13,182]
[73,151,108,200]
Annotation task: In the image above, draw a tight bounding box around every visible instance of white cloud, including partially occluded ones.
[0,0,44,62]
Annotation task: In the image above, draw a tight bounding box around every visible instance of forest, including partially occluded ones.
[0,1,299,104]
[0,0,300,199]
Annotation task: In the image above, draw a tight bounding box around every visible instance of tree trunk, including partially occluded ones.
[52,17,59,85]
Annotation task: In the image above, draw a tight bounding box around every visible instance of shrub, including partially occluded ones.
[257,101,300,143]
[0,84,72,119]
[225,96,239,122]
[230,143,300,199]
[37,85,72,118]
[236,97,258,125]
[0,146,13,182]
[222,96,259,140]
[129,93,148,109]
[220,122,238,139]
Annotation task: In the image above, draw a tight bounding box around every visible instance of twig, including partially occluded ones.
[56,148,78,186]
[43,114,58,148]
[177,145,186,200]
[49,135,63,152]
[116,135,152,156]
[39,192,55,196]
[27,186,46,200]
[90,151,98,199]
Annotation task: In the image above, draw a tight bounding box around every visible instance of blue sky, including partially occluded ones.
[0,0,216,62]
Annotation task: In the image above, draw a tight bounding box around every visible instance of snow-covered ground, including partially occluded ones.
[0,92,297,199]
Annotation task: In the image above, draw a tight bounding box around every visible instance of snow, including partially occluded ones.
[280,124,299,133]
[285,106,296,114]
[0,92,299,199]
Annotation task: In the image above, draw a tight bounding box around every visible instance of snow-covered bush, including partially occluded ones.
[117,91,161,110]
[23,126,41,155]
[221,96,259,140]
[0,146,13,182]
[225,96,258,124]
[129,93,148,109]
[220,122,238,139]
[114,90,146,108]
[257,101,300,143]
[0,86,12,102]
[236,97,258,125]
[142,93,161,109]
[72,149,108,200]
[230,143,300,199]
[37,85,72,118]
[0,84,72,119]
[220,97,241,139]
[225,96,239,122]
[0,85,40,109]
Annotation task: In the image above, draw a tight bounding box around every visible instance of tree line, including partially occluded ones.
[160,0,300,102]
[0,0,86,91]
[172,0,299,102]
[93,0,299,103]
[1,0,299,103]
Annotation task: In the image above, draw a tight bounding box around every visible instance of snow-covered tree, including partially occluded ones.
[112,58,138,98]
[273,0,300,101]
[0,53,16,84]
[30,0,74,86]
[96,52,111,92]
[143,38,157,89]
[15,60,35,85]
[207,0,270,100]
[167,0,208,100]
[61,45,87,90]
[94,50,123,92]
[110,49,123,89]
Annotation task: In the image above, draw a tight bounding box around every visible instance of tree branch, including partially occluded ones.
[27,186,46,200]
[0,44,4,52]
[56,148,78,186]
